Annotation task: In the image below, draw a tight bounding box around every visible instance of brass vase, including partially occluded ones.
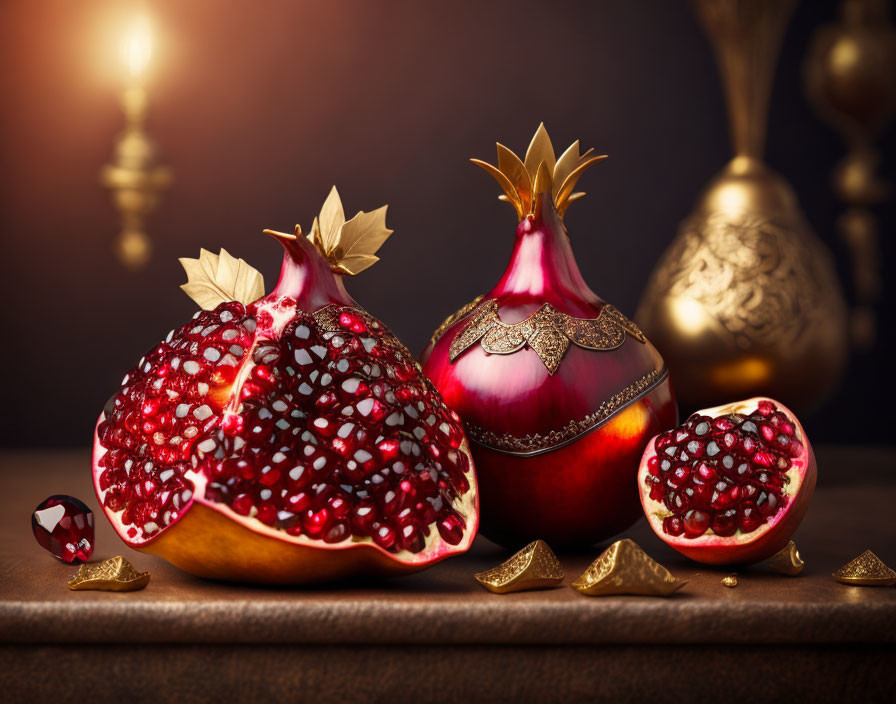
[805,0,896,349]
[637,0,849,413]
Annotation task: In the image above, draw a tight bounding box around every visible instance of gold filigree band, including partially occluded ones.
[312,304,418,368]
[466,367,667,455]
[449,299,646,374]
[429,295,486,349]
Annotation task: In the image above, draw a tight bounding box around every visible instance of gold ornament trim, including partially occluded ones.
[429,295,486,349]
[764,540,805,576]
[833,550,896,587]
[572,539,686,597]
[474,540,564,594]
[312,304,419,370]
[471,123,607,219]
[466,367,667,456]
[67,556,150,592]
[450,299,646,375]
[721,575,738,588]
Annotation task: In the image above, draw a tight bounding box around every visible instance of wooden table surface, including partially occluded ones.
[1,447,894,702]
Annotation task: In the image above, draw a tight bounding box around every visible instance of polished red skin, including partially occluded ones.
[422,195,677,548]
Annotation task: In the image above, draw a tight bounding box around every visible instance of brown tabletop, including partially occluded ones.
[1,448,895,702]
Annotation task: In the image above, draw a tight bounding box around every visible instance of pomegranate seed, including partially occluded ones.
[683,509,710,537]
[94,301,473,558]
[32,495,95,563]
[649,400,799,541]
[663,516,684,536]
[437,513,465,545]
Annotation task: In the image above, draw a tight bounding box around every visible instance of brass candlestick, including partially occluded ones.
[101,18,171,269]
[805,0,896,349]
[637,0,849,413]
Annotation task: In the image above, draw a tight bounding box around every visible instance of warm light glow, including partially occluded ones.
[669,297,713,337]
[604,402,650,441]
[123,15,152,79]
[709,356,773,391]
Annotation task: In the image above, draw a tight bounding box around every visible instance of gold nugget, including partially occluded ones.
[474,540,564,593]
[68,556,150,592]
[572,539,686,597]
[722,575,738,588]
[833,550,896,587]
[765,541,805,576]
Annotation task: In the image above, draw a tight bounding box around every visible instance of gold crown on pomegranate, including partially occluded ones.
[471,123,607,219]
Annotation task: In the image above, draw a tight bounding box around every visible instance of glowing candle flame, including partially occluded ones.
[123,15,152,79]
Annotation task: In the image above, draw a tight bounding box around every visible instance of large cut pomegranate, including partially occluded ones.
[638,397,815,565]
[92,189,478,584]
[421,125,677,549]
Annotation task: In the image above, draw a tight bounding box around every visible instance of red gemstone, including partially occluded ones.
[31,495,95,563]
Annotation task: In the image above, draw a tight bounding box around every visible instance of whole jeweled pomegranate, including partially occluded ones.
[93,188,478,584]
[638,397,815,565]
[421,126,677,549]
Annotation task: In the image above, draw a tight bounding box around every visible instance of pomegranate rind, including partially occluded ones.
[474,383,676,548]
[93,415,478,583]
[637,397,816,566]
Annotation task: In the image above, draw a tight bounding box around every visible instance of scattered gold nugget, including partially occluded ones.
[833,550,896,587]
[572,539,686,597]
[764,541,805,576]
[474,540,564,594]
[722,575,738,588]
[68,556,150,592]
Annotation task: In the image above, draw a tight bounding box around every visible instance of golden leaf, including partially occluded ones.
[497,143,531,211]
[558,191,587,216]
[572,539,686,597]
[316,185,346,253]
[474,540,564,594]
[67,556,150,592]
[179,248,265,309]
[552,140,582,201]
[833,550,896,586]
[555,155,608,210]
[471,124,605,219]
[532,161,553,199]
[524,122,556,185]
[306,187,392,275]
[764,541,805,576]
[471,159,522,218]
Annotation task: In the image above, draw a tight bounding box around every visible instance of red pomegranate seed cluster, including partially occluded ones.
[96,301,470,553]
[644,400,803,539]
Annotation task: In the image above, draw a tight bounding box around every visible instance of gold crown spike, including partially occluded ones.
[764,541,805,577]
[471,123,607,219]
[305,186,392,276]
[833,550,896,586]
[67,556,151,592]
[474,540,564,594]
[572,539,686,597]
[179,248,265,309]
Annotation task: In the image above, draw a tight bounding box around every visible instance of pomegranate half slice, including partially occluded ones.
[638,397,815,565]
[92,190,478,584]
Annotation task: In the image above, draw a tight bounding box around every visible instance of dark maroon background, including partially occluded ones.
[1,0,893,448]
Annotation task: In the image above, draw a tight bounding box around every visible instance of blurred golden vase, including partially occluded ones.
[637,0,849,413]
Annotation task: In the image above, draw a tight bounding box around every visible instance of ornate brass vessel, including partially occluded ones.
[637,0,848,412]
[805,0,896,349]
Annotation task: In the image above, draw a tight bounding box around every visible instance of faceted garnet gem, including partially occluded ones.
[32,495,95,563]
